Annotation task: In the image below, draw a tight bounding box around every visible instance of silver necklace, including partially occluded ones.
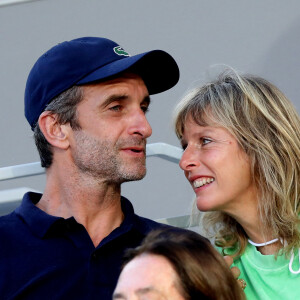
[248,238,279,247]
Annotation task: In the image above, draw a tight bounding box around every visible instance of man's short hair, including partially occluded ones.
[34,85,83,168]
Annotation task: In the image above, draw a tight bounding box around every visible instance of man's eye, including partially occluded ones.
[109,105,122,111]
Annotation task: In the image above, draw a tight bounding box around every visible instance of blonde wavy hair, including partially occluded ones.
[174,69,300,257]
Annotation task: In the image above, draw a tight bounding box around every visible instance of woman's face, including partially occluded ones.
[113,254,184,300]
[179,115,257,215]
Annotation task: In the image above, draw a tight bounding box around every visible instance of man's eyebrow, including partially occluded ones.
[101,94,128,108]
[101,94,151,108]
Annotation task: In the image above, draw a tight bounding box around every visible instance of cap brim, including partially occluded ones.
[77,50,179,95]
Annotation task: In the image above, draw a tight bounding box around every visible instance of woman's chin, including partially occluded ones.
[196,202,212,212]
[195,198,221,212]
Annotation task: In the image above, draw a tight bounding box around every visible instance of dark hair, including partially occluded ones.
[33,85,83,168]
[123,228,244,300]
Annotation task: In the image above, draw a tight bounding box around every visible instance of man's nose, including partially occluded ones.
[128,109,152,138]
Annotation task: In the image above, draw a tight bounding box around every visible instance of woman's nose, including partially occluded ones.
[179,144,200,171]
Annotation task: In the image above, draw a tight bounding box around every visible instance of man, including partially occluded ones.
[0,37,179,299]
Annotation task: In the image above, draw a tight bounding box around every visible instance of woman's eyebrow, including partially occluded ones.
[112,286,163,300]
[180,138,187,148]
[136,286,165,298]
[112,292,126,300]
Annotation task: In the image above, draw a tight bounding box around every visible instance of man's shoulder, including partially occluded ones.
[0,212,18,229]
[0,212,22,249]
[135,214,166,229]
[121,196,174,234]
[133,214,187,235]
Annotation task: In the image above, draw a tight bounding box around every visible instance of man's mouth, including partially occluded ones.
[129,148,144,153]
[121,147,145,155]
[193,177,215,188]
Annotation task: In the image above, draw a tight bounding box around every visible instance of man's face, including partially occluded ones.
[68,73,152,183]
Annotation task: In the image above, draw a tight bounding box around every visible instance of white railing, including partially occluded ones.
[0,143,182,181]
[0,0,40,8]
[0,143,198,228]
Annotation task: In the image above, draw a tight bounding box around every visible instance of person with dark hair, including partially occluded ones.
[113,228,244,300]
[0,37,180,299]
[174,68,300,299]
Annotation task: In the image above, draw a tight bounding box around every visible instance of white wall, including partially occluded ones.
[0,0,300,220]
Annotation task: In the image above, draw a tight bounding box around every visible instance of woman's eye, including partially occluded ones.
[141,106,149,113]
[201,138,212,146]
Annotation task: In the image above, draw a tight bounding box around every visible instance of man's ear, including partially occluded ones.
[38,111,70,150]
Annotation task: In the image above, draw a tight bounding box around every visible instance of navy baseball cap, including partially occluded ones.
[25,37,180,129]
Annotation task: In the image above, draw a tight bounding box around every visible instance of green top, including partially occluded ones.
[222,243,300,299]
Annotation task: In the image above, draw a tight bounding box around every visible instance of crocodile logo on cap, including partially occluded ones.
[113,46,130,57]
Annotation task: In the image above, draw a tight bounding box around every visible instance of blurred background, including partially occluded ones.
[0,0,299,223]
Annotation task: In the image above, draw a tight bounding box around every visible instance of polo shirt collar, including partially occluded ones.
[15,192,63,238]
[120,196,161,240]
[14,192,148,240]
[96,196,145,248]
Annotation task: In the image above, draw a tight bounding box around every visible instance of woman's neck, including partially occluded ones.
[226,202,281,255]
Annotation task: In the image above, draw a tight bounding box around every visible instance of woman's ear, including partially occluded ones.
[38,111,70,150]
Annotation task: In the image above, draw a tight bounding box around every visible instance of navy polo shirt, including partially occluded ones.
[0,192,166,299]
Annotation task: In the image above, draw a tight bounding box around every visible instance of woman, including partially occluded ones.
[113,228,244,300]
[174,69,300,299]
